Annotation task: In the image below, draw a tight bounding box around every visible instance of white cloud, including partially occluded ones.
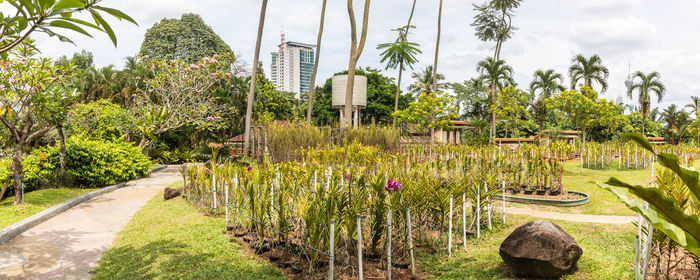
[11,0,700,110]
[569,17,658,54]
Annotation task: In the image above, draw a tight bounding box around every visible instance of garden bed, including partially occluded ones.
[496,190,589,207]
[226,224,428,280]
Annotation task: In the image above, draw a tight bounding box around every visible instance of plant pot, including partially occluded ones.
[511,189,521,194]
[523,190,534,195]
[536,190,547,196]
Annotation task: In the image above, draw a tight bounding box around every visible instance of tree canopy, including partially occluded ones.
[139,14,232,62]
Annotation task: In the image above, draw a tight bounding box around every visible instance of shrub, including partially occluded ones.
[21,135,151,188]
[68,100,137,141]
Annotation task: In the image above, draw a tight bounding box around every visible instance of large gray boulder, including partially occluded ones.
[499,220,582,278]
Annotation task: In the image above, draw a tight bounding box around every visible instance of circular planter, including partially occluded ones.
[495,191,590,207]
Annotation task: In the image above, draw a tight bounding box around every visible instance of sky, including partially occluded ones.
[31,0,700,110]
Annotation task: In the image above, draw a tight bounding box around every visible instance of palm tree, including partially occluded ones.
[662,104,689,144]
[686,96,700,119]
[627,71,665,136]
[408,66,444,95]
[568,54,609,92]
[243,0,269,156]
[476,57,513,142]
[529,69,565,98]
[305,0,327,124]
[377,0,420,128]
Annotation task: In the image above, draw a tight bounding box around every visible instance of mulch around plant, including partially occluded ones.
[226,224,431,280]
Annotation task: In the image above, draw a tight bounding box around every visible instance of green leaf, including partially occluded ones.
[620,133,655,154]
[656,153,700,205]
[48,19,92,37]
[89,9,115,46]
[58,16,101,30]
[52,0,83,10]
[39,26,75,44]
[17,0,35,16]
[600,179,700,257]
[92,5,137,25]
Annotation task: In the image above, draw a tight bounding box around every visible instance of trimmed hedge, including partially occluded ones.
[20,135,151,189]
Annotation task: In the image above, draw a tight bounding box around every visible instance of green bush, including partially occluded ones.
[68,100,137,141]
[20,135,151,189]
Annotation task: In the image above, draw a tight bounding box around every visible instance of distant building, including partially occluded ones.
[270,40,315,95]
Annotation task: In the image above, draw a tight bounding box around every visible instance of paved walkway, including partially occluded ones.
[503,207,637,224]
[0,166,180,280]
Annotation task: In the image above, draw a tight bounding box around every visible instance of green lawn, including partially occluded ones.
[421,214,635,280]
[92,182,285,280]
[507,160,699,216]
[0,188,98,228]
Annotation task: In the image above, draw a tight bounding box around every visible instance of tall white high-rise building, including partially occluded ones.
[270,36,315,95]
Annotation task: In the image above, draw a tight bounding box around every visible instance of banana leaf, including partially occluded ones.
[598,181,700,257]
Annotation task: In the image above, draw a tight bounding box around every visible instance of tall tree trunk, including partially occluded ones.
[57,125,66,173]
[430,0,443,145]
[12,143,23,205]
[243,0,269,156]
[393,61,403,128]
[392,0,417,128]
[344,0,371,128]
[306,0,327,124]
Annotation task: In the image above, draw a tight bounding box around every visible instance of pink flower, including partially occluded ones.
[246,166,252,171]
[142,55,149,59]
[9,78,17,85]
[135,77,141,80]
[0,85,4,91]
[225,73,232,79]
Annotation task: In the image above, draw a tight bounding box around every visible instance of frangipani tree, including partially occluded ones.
[0,46,72,204]
[135,55,232,147]
[0,0,136,56]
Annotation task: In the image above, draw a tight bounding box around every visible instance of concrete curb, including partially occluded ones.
[0,165,168,245]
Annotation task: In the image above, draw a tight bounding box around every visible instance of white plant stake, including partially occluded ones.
[462,193,467,249]
[387,210,392,280]
[487,184,492,230]
[329,218,335,280]
[477,184,481,239]
[407,208,415,275]
[449,195,453,256]
[212,171,217,211]
[502,181,506,224]
[225,182,229,227]
[357,214,363,280]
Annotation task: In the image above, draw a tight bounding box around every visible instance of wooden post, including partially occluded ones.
[407,208,415,275]
[357,214,363,280]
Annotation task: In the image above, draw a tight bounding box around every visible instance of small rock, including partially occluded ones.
[499,220,582,278]
[164,188,182,200]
